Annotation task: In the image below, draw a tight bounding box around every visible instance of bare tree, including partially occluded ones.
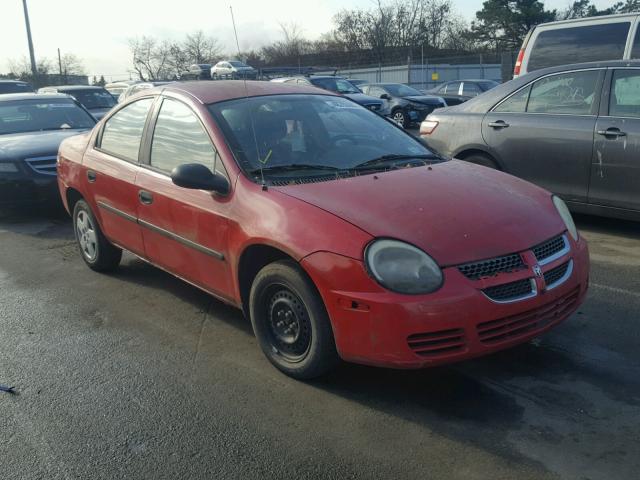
[60,53,86,76]
[128,36,173,80]
[184,30,223,64]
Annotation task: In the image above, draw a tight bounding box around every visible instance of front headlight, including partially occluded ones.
[553,196,578,241]
[365,239,443,294]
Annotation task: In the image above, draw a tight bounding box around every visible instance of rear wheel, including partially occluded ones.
[73,200,122,272]
[391,108,409,128]
[249,260,340,379]
[462,153,500,170]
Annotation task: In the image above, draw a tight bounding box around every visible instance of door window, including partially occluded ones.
[150,98,223,176]
[99,97,153,161]
[445,82,461,94]
[528,23,630,71]
[462,82,481,96]
[610,70,640,118]
[632,27,640,58]
[493,86,531,113]
[526,70,600,115]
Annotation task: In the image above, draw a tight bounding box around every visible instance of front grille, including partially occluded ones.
[25,156,57,176]
[458,253,526,280]
[477,287,580,344]
[533,235,566,263]
[544,261,571,287]
[483,278,533,302]
[407,328,465,357]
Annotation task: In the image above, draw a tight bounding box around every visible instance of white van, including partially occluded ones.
[514,13,640,77]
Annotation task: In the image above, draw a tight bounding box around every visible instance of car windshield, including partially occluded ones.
[230,61,250,68]
[0,98,95,135]
[478,80,499,91]
[384,84,423,97]
[66,89,116,109]
[0,82,34,94]
[209,94,437,183]
[311,78,360,94]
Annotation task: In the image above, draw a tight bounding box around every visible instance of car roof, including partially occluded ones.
[159,80,333,104]
[443,59,640,114]
[0,79,30,84]
[41,85,104,91]
[0,92,73,102]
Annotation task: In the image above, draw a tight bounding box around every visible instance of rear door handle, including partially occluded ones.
[87,170,96,182]
[138,190,153,205]
[597,128,626,138]
[488,120,509,129]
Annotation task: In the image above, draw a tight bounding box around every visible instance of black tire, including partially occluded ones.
[211,73,218,80]
[72,199,122,272]
[463,153,500,170]
[391,108,409,128]
[249,260,340,379]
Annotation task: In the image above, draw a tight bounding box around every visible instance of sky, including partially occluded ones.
[0,0,616,81]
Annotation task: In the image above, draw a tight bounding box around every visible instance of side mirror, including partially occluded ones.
[171,163,229,195]
[380,93,391,100]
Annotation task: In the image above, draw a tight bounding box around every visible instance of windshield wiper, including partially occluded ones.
[249,164,343,175]
[353,154,441,170]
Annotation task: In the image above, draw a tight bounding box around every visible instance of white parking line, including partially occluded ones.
[592,283,640,299]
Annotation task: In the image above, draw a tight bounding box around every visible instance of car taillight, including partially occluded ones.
[420,120,438,135]
[513,48,525,77]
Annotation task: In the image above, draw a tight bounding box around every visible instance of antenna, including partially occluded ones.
[230,5,266,189]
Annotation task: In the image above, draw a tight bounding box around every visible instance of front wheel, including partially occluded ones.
[73,199,122,272]
[249,260,340,379]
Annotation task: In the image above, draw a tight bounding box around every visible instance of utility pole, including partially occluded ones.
[22,0,38,80]
[58,48,63,78]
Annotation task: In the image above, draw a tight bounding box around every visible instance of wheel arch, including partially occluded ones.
[453,147,505,171]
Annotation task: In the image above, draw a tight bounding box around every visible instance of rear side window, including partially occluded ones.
[494,86,531,113]
[528,23,630,72]
[150,98,222,175]
[610,70,640,118]
[445,82,461,94]
[100,98,153,161]
[462,83,481,96]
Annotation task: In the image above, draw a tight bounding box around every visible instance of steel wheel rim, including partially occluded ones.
[76,210,97,261]
[265,285,311,362]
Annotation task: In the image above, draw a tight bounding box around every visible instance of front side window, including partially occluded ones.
[528,23,630,72]
[150,98,220,174]
[526,70,600,115]
[99,98,153,161]
[209,94,435,184]
[0,98,95,135]
[610,70,640,118]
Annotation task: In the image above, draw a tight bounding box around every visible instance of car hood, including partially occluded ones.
[344,93,383,105]
[404,95,444,105]
[0,130,89,161]
[273,160,565,266]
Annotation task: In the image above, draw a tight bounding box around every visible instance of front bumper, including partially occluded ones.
[0,162,59,206]
[301,234,589,369]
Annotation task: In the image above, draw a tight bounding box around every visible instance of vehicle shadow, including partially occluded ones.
[575,213,640,240]
[0,203,72,241]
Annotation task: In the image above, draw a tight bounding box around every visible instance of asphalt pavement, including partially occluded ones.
[1,205,639,480]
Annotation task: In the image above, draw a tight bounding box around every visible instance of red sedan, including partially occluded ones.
[57,81,589,379]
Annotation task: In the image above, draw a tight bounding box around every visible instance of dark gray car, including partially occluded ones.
[422,60,640,221]
[37,85,117,120]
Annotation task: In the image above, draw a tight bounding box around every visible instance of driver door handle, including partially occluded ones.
[488,120,509,129]
[597,128,626,138]
[138,190,153,205]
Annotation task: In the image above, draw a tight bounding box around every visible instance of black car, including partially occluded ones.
[360,83,446,128]
[427,79,499,106]
[0,80,34,95]
[37,85,117,120]
[0,93,96,206]
[421,60,640,221]
[272,76,385,114]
